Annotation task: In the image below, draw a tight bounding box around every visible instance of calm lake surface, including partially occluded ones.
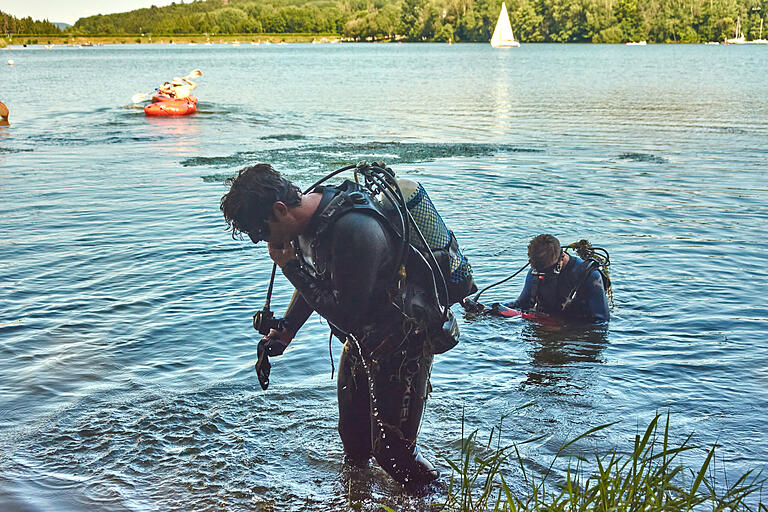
[1,43,767,510]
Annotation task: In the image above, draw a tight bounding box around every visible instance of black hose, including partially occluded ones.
[365,165,450,321]
[472,262,529,303]
[363,165,410,279]
[303,164,357,194]
[264,263,277,310]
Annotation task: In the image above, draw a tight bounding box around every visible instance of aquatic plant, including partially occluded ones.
[436,412,765,512]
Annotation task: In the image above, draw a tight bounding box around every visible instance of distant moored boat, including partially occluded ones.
[725,17,746,44]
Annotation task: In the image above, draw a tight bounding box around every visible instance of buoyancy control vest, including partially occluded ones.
[297,178,473,354]
[531,257,609,315]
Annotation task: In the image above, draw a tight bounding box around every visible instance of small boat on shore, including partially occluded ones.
[744,19,767,44]
[725,18,746,44]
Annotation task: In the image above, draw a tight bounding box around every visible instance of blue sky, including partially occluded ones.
[3,1,178,25]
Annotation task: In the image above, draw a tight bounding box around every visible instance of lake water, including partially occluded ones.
[1,43,767,510]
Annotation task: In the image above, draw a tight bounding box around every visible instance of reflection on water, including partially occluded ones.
[521,323,608,389]
[145,116,202,157]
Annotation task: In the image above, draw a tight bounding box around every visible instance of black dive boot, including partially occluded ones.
[373,425,439,487]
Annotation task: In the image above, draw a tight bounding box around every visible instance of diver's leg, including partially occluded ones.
[369,340,438,486]
[337,340,372,464]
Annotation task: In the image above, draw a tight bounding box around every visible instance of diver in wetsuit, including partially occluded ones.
[220,164,451,486]
[507,234,610,323]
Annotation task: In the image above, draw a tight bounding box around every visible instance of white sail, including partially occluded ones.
[490,2,520,48]
[726,17,746,44]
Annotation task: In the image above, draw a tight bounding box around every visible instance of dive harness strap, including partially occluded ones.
[297,181,458,356]
[535,257,605,313]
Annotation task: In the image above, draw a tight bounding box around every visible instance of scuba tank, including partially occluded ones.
[381,178,477,306]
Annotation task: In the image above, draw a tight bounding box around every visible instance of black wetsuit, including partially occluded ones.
[506,255,610,323]
[280,186,439,485]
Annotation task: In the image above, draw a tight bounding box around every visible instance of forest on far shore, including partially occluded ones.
[3,0,767,43]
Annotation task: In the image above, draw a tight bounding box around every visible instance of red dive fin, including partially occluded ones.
[490,304,559,326]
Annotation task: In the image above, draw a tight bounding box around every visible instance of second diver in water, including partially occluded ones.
[465,234,610,324]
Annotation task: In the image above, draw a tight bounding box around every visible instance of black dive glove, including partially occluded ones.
[262,337,289,356]
[254,332,291,390]
[255,339,272,390]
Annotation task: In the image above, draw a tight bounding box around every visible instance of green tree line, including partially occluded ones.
[2,10,61,35]
[3,0,768,43]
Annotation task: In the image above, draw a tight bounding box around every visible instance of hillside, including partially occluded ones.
[68,0,768,43]
[1,10,62,34]
[4,0,767,44]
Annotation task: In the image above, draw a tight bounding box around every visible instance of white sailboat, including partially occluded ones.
[490,2,520,48]
[725,17,746,44]
[744,18,768,44]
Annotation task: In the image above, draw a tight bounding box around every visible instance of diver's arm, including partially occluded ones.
[281,260,341,325]
[505,271,536,310]
[584,270,610,323]
[282,290,313,337]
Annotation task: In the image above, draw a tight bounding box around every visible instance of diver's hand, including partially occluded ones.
[261,328,292,356]
[268,241,297,269]
[461,297,485,314]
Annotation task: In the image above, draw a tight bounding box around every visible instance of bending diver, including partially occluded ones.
[220,163,476,487]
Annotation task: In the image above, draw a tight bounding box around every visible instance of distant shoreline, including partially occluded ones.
[1,34,343,46]
[1,34,748,47]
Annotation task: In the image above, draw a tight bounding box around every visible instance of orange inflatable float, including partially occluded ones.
[144,96,198,116]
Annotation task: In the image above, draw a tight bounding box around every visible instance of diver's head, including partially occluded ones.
[528,234,563,275]
[220,164,302,245]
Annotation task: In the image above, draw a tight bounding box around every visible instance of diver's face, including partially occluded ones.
[253,201,297,247]
[264,218,292,246]
[532,251,563,276]
[246,222,270,245]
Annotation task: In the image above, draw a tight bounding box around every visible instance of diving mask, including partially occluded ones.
[531,251,564,276]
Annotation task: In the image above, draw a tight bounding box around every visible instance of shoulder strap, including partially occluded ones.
[314,180,396,240]
[562,258,602,310]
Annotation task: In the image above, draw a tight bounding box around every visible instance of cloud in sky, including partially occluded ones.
[2,0,178,25]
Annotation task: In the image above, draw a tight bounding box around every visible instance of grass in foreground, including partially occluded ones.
[434,412,765,511]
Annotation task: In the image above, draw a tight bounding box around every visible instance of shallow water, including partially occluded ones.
[1,43,767,510]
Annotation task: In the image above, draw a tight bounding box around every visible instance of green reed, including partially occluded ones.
[436,411,765,512]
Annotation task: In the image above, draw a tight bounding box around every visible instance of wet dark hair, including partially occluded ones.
[528,234,561,271]
[220,163,301,239]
